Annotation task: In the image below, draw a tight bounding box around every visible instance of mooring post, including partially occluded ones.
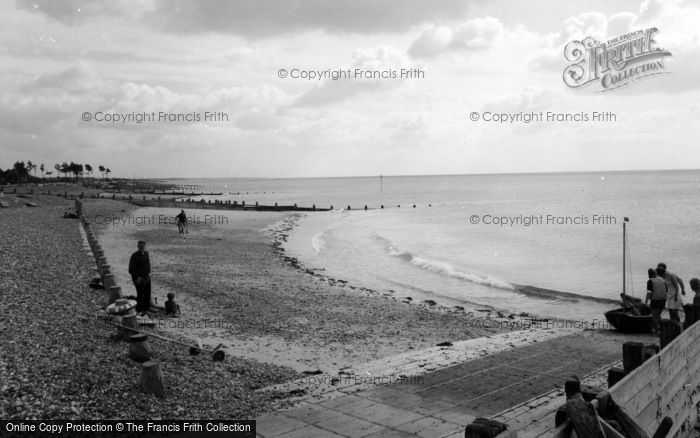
[564,376,581,398]
[622,342,646,373]
[659,319,682,350]
[607,367,626,387]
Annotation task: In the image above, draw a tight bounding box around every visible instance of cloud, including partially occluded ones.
[481,87,556,114]
[146,0,473,38]
[15,0,132,25]
[408,17,505,58]
[292,46,412,107]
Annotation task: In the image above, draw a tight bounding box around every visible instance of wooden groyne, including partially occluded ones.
[604,319,700,437]
[1,186,331,212]
[129,198,330,212]
[3,186,437,212]
[548,317,700,437]
[464,314,700,437]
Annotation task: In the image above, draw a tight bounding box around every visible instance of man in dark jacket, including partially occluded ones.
[129,240,151,314]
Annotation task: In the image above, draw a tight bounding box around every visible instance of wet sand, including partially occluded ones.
[92,205,520,375]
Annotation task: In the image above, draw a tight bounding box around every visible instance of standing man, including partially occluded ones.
[645,268,667,333]
[129,240,151,315]
[657,262,685,324]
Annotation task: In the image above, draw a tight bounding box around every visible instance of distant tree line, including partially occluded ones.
[0,161,111,184]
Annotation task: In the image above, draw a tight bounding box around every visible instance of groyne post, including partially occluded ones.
[141,360,165,398]
[108,286,122,305]
[101,264,111,282]
[97,256,107,273]
[128,334,152,363]
[121,314,138,341]
[622,342,645,373]
[103,273,114,299]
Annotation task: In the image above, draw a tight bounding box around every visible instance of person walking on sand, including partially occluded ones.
[645,268,667,333]
[657,262,685,324]
[175,209,188,236]
[129,240,151,315]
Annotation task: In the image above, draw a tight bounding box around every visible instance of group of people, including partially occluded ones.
[127,242,180,316]
[645,262,700,332]
[127,211,190,315]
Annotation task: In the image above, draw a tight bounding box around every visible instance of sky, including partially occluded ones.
[1,0,699,178]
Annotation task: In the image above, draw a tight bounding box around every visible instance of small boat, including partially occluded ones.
[604,217,653,333]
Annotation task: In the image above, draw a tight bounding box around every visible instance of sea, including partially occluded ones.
[168,170,700,322]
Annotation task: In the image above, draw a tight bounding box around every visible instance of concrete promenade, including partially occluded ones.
[256,330,651,438]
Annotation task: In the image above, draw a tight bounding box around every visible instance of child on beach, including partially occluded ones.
[165,292,181,316]
[691,278,700,306]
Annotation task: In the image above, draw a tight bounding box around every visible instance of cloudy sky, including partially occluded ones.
[1,0,699,178]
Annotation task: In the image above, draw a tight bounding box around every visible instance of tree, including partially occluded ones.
[85,164,93,179]
[27,160,37,179]
[105,168,111,180]
[68,162,83,180]
[60,162,70,180]
[99,165,105,179]
[40,164,45,182]
[13,161,28,183]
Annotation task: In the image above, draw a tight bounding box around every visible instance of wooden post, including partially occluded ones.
[108,286,123,305]
[659,319,682,350]
[622,342,645,373]
[643,344,659,361]
[140,360,165,398]
[608,367,626,388]
[128,334,152,363]
[97,257,107,273]
[564,376,581,398]
[102,274,114,303]
[121,314,137,341]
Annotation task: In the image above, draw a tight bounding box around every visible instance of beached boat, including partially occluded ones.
[604,218,653,333]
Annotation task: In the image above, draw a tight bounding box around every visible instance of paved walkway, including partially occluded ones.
[256,330,649,437]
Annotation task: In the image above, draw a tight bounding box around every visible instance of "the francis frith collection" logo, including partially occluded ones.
[563,28,672,92]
